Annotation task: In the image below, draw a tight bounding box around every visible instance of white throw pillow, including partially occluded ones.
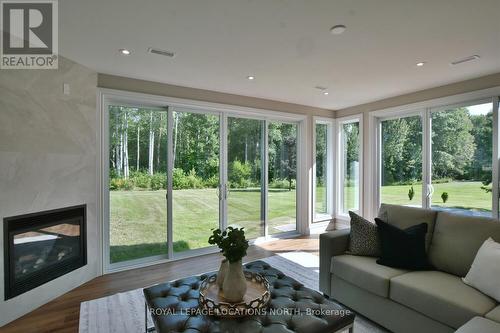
[463,237,500,302]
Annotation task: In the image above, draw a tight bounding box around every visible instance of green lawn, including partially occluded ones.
[380,181,491,212]
[111,181,491,263]
[110,188,296,263]
[338,181,490,213]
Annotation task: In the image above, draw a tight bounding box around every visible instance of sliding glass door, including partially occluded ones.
[105,99,302,269]
[171,110,220,252]
[430,101,494,216]
[108,105,168,264]
[227,117,265,239]
[376,97,500,218]
[268,121,297,235]
[380,114,423,207]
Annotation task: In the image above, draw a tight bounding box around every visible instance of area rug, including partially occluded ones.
[79,252,388,333]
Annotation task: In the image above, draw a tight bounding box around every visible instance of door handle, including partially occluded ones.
[426,184,434,198]
[216,184,221,200]
[224,184,229,199]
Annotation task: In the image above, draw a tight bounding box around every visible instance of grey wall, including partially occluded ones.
[337,72,500,117]
[0,57,98,326]
[334,72,500,225]
[98,74,334,118]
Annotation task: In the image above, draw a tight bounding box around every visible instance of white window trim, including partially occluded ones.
[98,88,308,273]
[312,117,335,223]
[367,86,500,220]
[336,114,363,221]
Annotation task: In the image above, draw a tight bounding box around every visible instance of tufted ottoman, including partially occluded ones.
[144,260,355,333]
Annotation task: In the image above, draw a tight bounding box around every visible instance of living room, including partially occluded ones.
[1,1,500,332]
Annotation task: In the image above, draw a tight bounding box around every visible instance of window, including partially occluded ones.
[103,92,305,270]
[372,94,500,219]
[108,105,168,264]
[314,119,333,221]
[227,117,265,239]
[171,110,220,253]
[337,116,362,216]
[268,121,298,234]
[380,114,422,207]
[430,102,493,216]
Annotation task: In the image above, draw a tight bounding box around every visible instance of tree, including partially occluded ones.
[315,124,327,185]
[156,113,164,171]
[381,118,412,184]
[148,111,155,175]
[431,108,475,179]
[123,110,129,178]
[281,135,297,190]
[136,122,140,171]
[470,112,492,183]
[344,122,360,181]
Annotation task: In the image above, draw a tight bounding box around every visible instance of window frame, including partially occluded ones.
[367,87,500,220]
[98,88,308,273]
[336,114,363,220]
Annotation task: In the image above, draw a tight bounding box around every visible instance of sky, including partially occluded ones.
[467,102,493,115]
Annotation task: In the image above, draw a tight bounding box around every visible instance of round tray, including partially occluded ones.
[199,271,271,318]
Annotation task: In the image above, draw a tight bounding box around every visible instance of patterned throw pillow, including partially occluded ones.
[347,211,381,257]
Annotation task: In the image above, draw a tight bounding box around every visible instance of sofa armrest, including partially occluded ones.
[319,229,350,296]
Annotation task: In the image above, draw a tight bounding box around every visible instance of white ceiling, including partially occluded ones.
[59,0,500,110]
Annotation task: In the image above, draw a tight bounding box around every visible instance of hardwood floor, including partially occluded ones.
[0,235,318,333]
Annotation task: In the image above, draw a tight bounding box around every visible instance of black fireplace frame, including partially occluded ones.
[4,204,87,300]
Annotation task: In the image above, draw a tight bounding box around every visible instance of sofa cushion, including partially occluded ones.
[485,305,500,323]
[347,211,380,257]
[375,219,431,270]
[390,271,496,328]
[378,203,437,249]
[455,317,500,333]
[463,237,500,302]
[331,255,408,298]
[428,212,500,277]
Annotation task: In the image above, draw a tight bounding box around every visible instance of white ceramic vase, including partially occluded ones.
[222,260,247,302]
[216,259,228,289]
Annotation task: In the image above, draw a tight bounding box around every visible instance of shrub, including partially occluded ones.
[186,169,203,189]
[204,175,219,188]
[131,172,151,189]
[269,178,296,190]
[172,168,189,189]
[408,186,415,201]
[150,173,166,190]
[110,178,133,190]
[441,192,449,203]
[229,160,252,188]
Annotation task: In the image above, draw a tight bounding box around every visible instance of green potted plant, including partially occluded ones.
[209,228,228,288]
[208,227,249,302]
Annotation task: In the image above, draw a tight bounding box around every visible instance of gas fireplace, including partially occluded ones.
[4,205,87,300]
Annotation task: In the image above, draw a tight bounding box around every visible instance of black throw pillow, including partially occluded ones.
[375,218,432,270]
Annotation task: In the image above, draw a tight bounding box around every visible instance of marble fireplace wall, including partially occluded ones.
[0,57,98,326]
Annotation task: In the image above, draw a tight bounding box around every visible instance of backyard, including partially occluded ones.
[111,180,490,262]
[380,181,491,213]
[110,188,296,262]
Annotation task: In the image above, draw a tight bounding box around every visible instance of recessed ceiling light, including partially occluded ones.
[119,49,131,55]
[323,92,329,95]
[330,25,347,35]
[247,75,255,80]
[416,61,426,67]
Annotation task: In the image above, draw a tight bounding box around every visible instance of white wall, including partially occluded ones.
[0,57,99,326]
